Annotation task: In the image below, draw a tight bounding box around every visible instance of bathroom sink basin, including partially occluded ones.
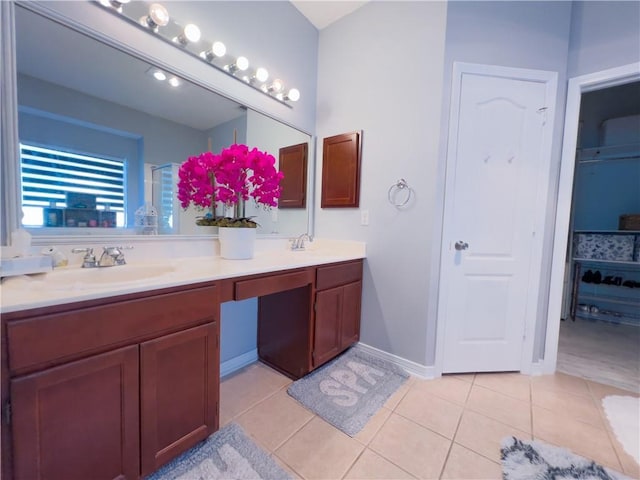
[2,263,177,291]
[54,264,176,285]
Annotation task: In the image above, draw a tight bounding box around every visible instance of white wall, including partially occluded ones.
[568,1,640,78]
[315,1,448,367]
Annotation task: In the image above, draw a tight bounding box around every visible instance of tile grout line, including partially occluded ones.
[436,372,480,479]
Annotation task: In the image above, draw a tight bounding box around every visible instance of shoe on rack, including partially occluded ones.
[582,270,594,283]
[603,275,614,285]
[613,276,622,286]
[592,271,602,284]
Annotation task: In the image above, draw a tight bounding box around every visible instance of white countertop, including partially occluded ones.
[1,239,366,313]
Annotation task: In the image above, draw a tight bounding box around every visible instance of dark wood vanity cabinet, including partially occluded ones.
[2,282,220,480]
[2,259,364,479]
[251,259,364,379]
[140,323,218,477]
[313,261,363,368]
[10,345,140,480]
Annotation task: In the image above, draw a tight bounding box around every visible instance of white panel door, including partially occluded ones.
[439,64,555,373]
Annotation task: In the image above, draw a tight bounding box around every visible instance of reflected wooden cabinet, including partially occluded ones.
[279,142,308,209]
[3,283,220,480]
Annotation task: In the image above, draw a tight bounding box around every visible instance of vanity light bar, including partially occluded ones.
[98,1,300,105]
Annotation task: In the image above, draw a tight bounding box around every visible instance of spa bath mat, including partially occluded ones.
[145,422,292,480]
[287,348,409,436]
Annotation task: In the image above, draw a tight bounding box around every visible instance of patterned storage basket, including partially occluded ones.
[574,234,635,262]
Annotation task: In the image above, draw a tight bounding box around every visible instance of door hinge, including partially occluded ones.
[4,401,11,426]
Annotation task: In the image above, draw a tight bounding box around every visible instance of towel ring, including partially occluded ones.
[388,178,412,207]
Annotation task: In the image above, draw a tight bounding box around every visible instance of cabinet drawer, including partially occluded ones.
[316,260,363,291]
[235,269,312,300]
[7,285,218,375]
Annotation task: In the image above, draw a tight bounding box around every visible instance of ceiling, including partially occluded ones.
[290,1,369,30]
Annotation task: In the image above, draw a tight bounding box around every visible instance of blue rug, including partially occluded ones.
[287,348,409,436]
[146,423,292,480]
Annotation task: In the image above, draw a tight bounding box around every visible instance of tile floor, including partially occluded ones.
[220,362,640,480]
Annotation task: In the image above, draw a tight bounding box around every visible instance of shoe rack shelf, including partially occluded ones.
[570,254,640,326]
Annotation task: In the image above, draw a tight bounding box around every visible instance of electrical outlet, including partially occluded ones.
[360,210,369,226]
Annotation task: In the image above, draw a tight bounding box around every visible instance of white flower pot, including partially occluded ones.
[218,227,256,260]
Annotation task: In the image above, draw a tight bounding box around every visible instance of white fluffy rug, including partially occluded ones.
[602,395,640,465]
[501,437,630,479]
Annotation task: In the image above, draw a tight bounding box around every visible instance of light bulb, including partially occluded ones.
[168,77,180,87]
[201,41,226,61]
[255,67,269,83]
[212,41,226,57]
[286,88,300,102]
[236,56,249,71]
[148,3,169,27]
[183,24,201,43]
[153,70,166,81]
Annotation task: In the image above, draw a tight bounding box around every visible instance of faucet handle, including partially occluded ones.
[71,247,97,268]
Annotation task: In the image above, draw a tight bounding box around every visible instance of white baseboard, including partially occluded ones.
[220,349,258,378]
[354,342,437,379]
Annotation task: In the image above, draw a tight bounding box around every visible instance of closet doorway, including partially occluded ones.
[557,80,640,393]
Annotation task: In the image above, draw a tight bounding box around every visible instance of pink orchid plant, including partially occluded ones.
[177,144,284,227]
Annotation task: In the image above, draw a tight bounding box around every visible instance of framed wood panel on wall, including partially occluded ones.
[321,131,362,208]
[278,142,308,209]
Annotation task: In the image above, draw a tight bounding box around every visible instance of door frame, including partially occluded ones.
[543,62,640,374]
[434,62,558,375]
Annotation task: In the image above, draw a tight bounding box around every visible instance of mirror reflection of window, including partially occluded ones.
[20,143,126,229]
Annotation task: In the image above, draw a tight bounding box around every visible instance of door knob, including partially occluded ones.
[454,241,469,251]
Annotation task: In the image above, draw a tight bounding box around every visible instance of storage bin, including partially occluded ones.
[574,233,635,261]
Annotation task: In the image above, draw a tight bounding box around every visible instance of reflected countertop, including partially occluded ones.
[1,239,366,313]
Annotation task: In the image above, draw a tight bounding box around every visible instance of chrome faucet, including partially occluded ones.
[71,247,97,268]
[99,246,129,267]
[290,233,313,251]
[72,246,132,267]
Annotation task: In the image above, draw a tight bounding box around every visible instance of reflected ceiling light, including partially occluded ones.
[153,70,166,81]
[174,23,201,46]
[224,56,249,74]
[284,88,300,102]
[140,3,169,32]
[200,41,226,61]
[168,77,180,87]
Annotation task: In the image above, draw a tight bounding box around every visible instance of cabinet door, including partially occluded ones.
[11,346,139,480]
[140,322,219,476]
[340,281,362,349]
[313,286,343,367]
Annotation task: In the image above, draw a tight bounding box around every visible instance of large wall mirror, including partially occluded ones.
[12,4,312,239]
